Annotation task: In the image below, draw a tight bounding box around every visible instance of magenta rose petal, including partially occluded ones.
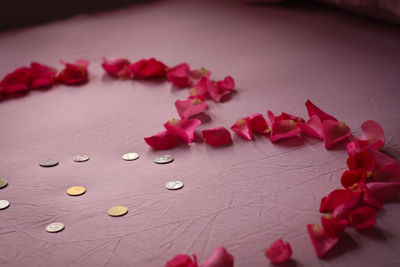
[268,111,300,143]
[307,224,340,259]
[130,58,167,78]
[101,58,132,78]
[57,59,89,85]
[175,98,208,119]
[248,113,270,134]
[374,163,400,182]
[298,115,324,139]
[166,254,198,267]
[321,214,349,237]
[322,120,351,150]
[0,67,32,94]
[144,131,178,150]
[30,62,57,89]
[348,206,376,230]
[202,127,232,146]
[305,100,337,121]
[320,189,360,213]
[366,182,400,203]
[332,193,363,220]
[216,76,235,92]
[164,118,201,144]
[167,63,191,88]
[201,247,234,267]
[265,239,293,264]
[230,117,252,140]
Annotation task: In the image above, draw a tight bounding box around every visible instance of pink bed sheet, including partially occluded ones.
[1,0,400,266]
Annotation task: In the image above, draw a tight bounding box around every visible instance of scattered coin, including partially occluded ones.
[165,181,184,190]
[108,206,128,217]
[122,152,140,161]
[154,155,174,164]
[39,158,59,167]
[66,186,86,196]
[46,222,65,233]
[0,178,8,189]
[73,155,89,162]
[0,200,10,210]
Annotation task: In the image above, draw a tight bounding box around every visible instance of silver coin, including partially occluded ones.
[0,200,10,210]
[39,158,59,167]
[165,181,184,190]
[0,178,8,189]
[154,155,174,164]
[73,155,90,162]
[122,152,140,161]
[46,222,65,233]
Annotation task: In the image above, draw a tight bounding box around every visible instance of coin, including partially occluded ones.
[39,158,59,167]
[66,186,86,196]
[122,152,139,161]
[154,155,174,164]
[0,200,10,210]
[165,181,184,190]
[46,222,65,233]
[108,206,128,217]
[73,155,89,162]
[0,178,8,189]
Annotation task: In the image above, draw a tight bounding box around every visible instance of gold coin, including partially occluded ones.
[108,206,128,217]
[66,186,86,196]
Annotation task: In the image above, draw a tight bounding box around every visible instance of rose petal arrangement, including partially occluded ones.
[1,57,399,265]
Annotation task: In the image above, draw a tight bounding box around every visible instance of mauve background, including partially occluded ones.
[1,0,400,266]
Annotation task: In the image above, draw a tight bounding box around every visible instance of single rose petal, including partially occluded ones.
[265,239,292,264]
[202,127,232,146]
[268,111,300,143]
[320,189,360,213]
[373,163,400,182]
[101,58,132,78]
[298,115,324,139]
[230,117,252,140]
[167,63,191,88]
[249,113,270,134]
[57,59,89,85]
[351,120,385,151]
[164,118,201,144]
[30,62,57,89]
[321,214,349,237]
[216,76,235,92]
[275,112,305,123]
[305,100,337,121]
[0,67,31,94]
[201,247,233,267]
[332,193,363,220]
[366,182,400,203]
[130,58,167,78]
[348,206,376,229]
[175,98,208,119]
[190,76,209,101]
[144,131,179,150]
[340,169,366,190]
[347,151,375,175]
[369,149,398,169]
[207,77,231,103]
[359,182,383,209]
[346,141,358,157]
[166,254,198,267]
[307,224,340,258]
[322,120,351,150]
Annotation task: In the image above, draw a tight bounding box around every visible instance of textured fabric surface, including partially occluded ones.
[0,0,400,266]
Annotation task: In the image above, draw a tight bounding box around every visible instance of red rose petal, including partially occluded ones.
[348,206,376,229]
[164,118,201,144]
[166,254,198,267]
[305,100,337,121]
[207,77,231,103]
[144,131,178,150]
[175,98,208,119]
[130,58,167,78]
[347,151,375,175]
[190,76,209,101]
[369,149,399,169]
[201,247,234,267]
[351,120,385,151]
[187,67,211,87]
[346,141,358,157]
[320,189,360,213]
[321,214,349,237]
[230,117,252,140]
[322,120,351,150]
[248,113,270,134]
[332,193,363,220]
[268,111,300,143]
[30,62,57,89]
[101,58,132,78]
[359,182,383,209]
[265,239,292,264]
[366,182,400,203]
[298,115,324,139]
[202,127,232,146]
[340,169,366,190]
[307,224,340,258]
[374,163,400,182]
[57,59,89,85]
[216,76,235,92]
[167,63,191,88]
[0,67,32,94]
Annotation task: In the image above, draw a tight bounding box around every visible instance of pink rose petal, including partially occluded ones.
[166,254,198,267]
[216,76,235,92]
[206,77,231,103]
[175,98,208,119]
[130,58,167,78]
[265,239,292,264]
[321,214,349,237]
[307,224,340,258]
[190,76,209,101]
[268,111,300,143]
[369,149,398,169]
[373,163,400,182]
[167,63,191,88]
[348,206,376,229]
[350,120,385,151]
[305,100,337,121]
[320,189,360,213]
[230,117,252,140]
[101,58,132,78]
[298,115,324,139]
[201,247,233,267]
[202,127,232,146]
[346,141,358,157]
[164,118,201,144]
[144,131,179,150]
[322,120,351,150]
[248,113,270,134]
